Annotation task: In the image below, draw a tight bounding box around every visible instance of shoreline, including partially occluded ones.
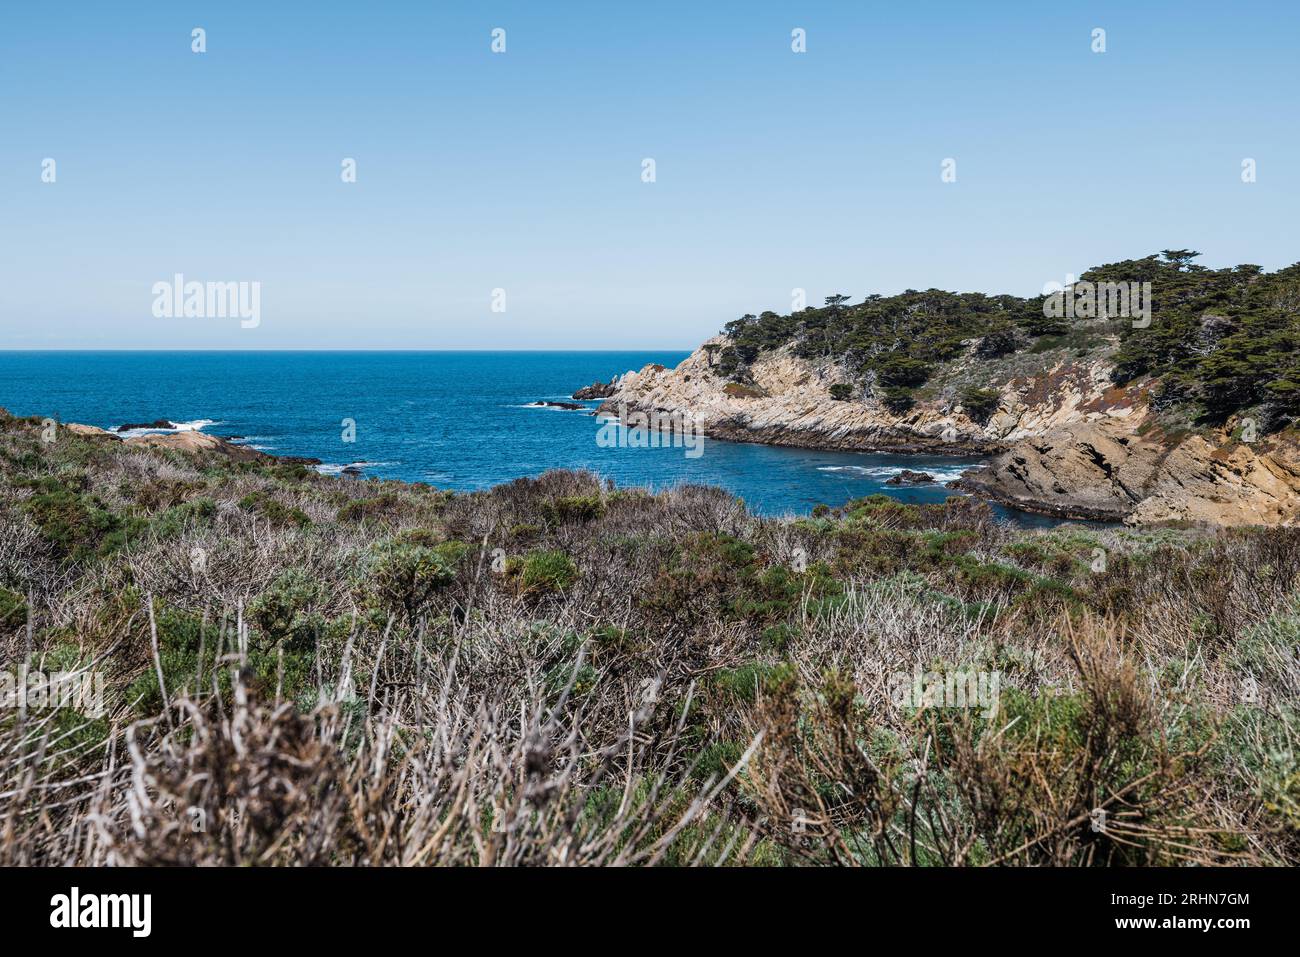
[52,410,1075,525]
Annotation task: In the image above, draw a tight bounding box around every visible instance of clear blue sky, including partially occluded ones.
[2,1,1297,349]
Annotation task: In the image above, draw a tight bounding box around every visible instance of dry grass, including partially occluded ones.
[0,410,1297,865]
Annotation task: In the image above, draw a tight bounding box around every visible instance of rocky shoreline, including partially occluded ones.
[589,340,1300,527]
[59,420,326,468]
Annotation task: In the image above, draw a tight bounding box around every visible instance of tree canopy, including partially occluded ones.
[713,252,1300,432]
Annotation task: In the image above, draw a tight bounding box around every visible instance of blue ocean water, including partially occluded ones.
[0,351,1057,523]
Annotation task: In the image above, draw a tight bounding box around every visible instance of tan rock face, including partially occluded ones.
[65,423,111,436]
[961,421,1300,526]
[607,342,985,454]
[123,430,266,462]
[605,340,1131,455]
[606,340,1300,526]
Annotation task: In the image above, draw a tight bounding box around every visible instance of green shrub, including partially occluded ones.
[541,495,605,525]
[960,386,1002,424]
[239,490,310,528]
[248,569,323,652]
[692,740,746,783]
[337,493,403,523]
[723,382,766,399]
[0,588,27,630]
[880,386,915,414]
[512,550,579,597]
[372,543,457,621]
[152,497,217,539]
[20,477,121,561]
[714,662,796,704]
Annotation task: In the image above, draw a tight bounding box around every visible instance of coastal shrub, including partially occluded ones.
[544,655,599,701]
[337,492,404,523]
[239,490,310,528]
[723,382,766,399]
[0,587,26,630]
[761,622,795,653]
[19,477,121,561]
[249,569,324,653]
[587,625,634,659]
[511,549,579,598]
[829,383,853,401]
[371,543,457,622]
[639,533,760,628]
[152,497,217,538]
[714,662,795,704]
[691,739,747,784]
[880,386,915,414]
[1,400,1294,868]
[269,461,313,482]
[541,495,605,525]
[960,386,1001,424]
[976,324,1021,357]
[390,526,442,548]
[125,605,214,713]
[126,601,316,715]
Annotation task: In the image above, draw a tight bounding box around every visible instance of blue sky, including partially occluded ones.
[1,1,1297,349]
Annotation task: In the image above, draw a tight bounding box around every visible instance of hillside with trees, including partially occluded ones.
[713,251,1300,431]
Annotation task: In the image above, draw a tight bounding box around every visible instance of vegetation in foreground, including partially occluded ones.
[1,409,1298,866]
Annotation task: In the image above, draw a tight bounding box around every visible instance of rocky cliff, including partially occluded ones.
[599,339,1300,526]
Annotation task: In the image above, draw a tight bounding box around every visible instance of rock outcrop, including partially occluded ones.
[885,470,936,486]
[596,338,1300,526]
[599,340,997,454]
[572,378,618,400]
[958,420,1300,526]
[123,430,268,463]
[65,423,111,437]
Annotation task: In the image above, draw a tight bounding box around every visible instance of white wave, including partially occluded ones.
[816,464,971,484]
[112,418,221,438]
[312,461,396,475]
[170,419,217,432]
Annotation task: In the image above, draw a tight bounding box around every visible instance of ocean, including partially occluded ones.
[0,350,1060,524]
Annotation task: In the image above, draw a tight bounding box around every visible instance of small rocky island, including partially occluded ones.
[885,470,935,486]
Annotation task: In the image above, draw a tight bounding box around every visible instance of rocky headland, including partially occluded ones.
[596,340,1300,526]
[592,252,1300,526]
